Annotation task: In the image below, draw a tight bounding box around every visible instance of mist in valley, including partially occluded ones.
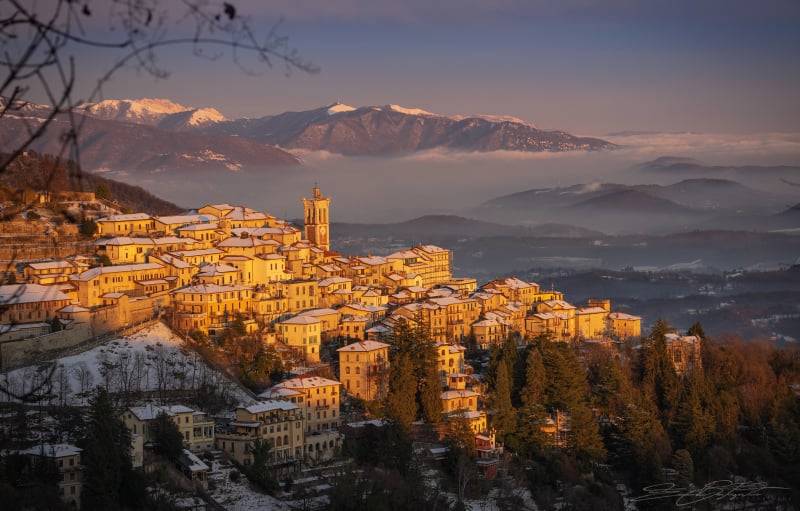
[106,132,800,229]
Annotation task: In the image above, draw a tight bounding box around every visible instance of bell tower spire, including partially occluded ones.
[302,184,331,251]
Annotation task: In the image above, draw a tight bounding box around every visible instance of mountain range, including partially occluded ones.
[0,97,614,174]
[332,215,604,240]
[471,178,799,234]
[197,102,614,155]
[636,156,800,184]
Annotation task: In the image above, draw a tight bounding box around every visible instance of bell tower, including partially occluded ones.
[302,184,330,251]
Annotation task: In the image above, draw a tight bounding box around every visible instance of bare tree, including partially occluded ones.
[72,362,94,395]
[0,0,317,173]
[0,0,316,403]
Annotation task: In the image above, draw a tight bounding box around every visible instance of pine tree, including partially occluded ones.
[569,402,606,462]
[521,347,546,408]
[386,352,418,430]
[492,362,516,440]
[619,393,671,485]
[515,401,549,457]
[541,343,585,411]
[641,319,680,421]
[514,346,549,457]
[245,439,279,493]
[672,367,715,454]
[153,411,184,463]
[80,388,134,511]
[419,359,443,424]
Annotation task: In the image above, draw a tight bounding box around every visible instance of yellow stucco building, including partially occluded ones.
[337,340,390,401]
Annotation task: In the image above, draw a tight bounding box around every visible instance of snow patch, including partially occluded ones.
[327,103,356,115]
[0,322,253,406]
[387,104,438,116]
[452,113,535,127]
[185,107,226,125]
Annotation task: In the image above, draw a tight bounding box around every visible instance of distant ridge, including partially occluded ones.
[201,102,614,155]
[333,215,605,239]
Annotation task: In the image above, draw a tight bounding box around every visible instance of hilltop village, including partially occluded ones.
[0,187,707,509]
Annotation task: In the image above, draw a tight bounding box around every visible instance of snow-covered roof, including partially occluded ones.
[542,299,575,310]
[608,312,641,321]
[0,284,70,304]
[176,222,218,231]
[273,376,341,390]
[428,296,466,306]
[356,256,388,266]
[26,260,74,270]
[170,248,224,257]
[278,315,321,325]
[223,206,267,221]
[318,276,350,287]
[337,340,389,352]
[577,306,607,315]
[173,283,248,295]
[196,263,238,276]
[58,304,90,313]
[73,262,163,281]
[242,400,299,414]
[441,389,478,399]
[128,403,195,421]
[297,308,339,317]
[386,249,419,260]
[217,236,276,248]
[18,443,82,458]
[258,387,303,399]
[155,214,216,226]
[179,449,209,472]
[414,244,447,253]
[152,253,193,269]
[97,213,151,222]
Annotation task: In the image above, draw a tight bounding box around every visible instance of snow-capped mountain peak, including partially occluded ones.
[327,103,356,115]
[156,107,227,130]
[386,104,438,116]
[80,98,191,125]
[182,107,226,126]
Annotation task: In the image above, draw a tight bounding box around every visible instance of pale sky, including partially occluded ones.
[60,0,800,135]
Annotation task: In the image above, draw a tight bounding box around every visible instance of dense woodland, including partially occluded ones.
[0,152,182,215]
[335,320,800,510]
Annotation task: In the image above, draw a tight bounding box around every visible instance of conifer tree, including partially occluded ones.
[153,411,184,463]
[514,346,549,456]
[386,352,418,430]
[521,347,546,408]
[419,360,443,424]
[80,388,134,511]
[673,367,715,454]
[619,393,671,484]
[569,402,606,462]
[641,319,680,421]
[492,362,516,440]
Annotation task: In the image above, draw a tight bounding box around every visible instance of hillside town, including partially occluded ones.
[0,186,721,509]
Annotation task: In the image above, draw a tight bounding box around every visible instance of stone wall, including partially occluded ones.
[0,293,167,369]
[0,323,91,369]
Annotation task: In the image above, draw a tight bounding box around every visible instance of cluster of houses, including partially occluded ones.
[1,186,708,508]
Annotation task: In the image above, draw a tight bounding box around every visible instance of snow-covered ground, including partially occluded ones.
[209,460,290,511]
[0,322,253,406]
